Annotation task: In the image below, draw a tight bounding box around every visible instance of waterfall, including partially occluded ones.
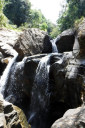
[0,48,18,95]
[3,56,28,103]
[51,38,58,53]
[28,53,60,128]
[28,54,51,128]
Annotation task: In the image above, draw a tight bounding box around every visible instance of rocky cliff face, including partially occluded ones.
[0,20,85,128]
[51,18,85,128]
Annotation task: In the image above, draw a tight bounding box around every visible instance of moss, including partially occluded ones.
[74,17,84,30]
[13,106,29,128]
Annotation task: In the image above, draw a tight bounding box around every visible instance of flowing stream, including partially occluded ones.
[0,37,59,128]
[51,39,58,53]
[28,54,51,128]
[0,49,18,95]
[3,56,28,103]
[28,39,59,128]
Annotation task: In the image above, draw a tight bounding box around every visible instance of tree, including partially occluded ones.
[29,9,42,28]
[0,0,8,27]
[0,0,4,12]
[40,22,48,31]
[46,20,56,35]
[4,0,31,26]
[50,27,60,38]
[57,0,85,32]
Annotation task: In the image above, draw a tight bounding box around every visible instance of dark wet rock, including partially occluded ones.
[42,35,52,53]
[56,29,75,53]
[0,62,7,76]
[14,28,52,58]
[47,52,83,126]
[0,52,7,76]
[51,106,85,128]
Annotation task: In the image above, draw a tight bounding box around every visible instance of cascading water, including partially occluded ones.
[28,54,51,128]
[28,53,60,128]
[28,37,60,128]
[3,56,28,104]
[0,48,18,95]
[0,36,61,128]
[51,39,58,53]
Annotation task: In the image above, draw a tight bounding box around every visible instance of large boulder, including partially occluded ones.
[56,29,75,53]
[47,52,83,127]
[0,28,21,57]
[51,106,85,128]
[0,28,21,77]
[0,94,28,128]
[14,28,52,58]
[0,28,52,60]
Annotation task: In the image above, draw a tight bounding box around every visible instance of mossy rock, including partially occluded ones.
[13,106,29,128]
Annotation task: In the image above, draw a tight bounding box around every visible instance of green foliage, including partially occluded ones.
[4,0,31,26]
[0,0,3,12]
[74,16,84,29]
[46,20,56,35]
[40,22,48,31]
[0,0,9,27]
[1,0,57,38]
[30,9,42,28]
[0,13,8,27]
[58,0,85,32]
[50,27,60,38]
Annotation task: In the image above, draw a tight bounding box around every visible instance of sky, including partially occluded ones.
[30,0,66,24]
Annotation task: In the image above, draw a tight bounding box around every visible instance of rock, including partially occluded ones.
[0,52,7,76]
[0,94,7,128]
[0,28,21,57]
[76,18,85,57]
[51,106,85,128]
[13,106,29,128]
[1,57,12,64]
[0,62,7,76]
[56,29,75,53]
[14,28,52,58]
[0,94,28,128]
[73,36,80,57]
[47,52,83,126]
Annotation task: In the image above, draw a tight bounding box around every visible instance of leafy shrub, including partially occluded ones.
[0,13,8,27]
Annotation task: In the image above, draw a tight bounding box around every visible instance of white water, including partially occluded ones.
[28,54,51,128]
[3,56,28,103]
[51,38,58,53]
[32,54,51,108]
[0,48,18,94]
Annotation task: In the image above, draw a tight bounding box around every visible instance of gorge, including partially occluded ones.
[0,19,85,128]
